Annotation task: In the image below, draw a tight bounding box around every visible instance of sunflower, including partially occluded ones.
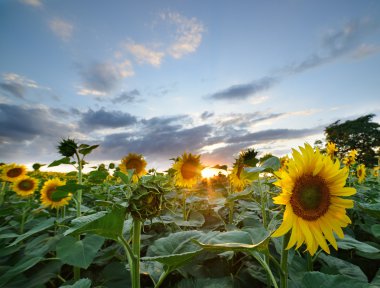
[40,178,71,209]
[326,142,338,158]
[272,143,356,256]
[279,156,290,171]
[119,153,147,183]
[12,176,39,197]
[373,166,379,177]
[172,152,202,188]
[1,164,27,182]
[356,164,366,184]
[229,163,250,191]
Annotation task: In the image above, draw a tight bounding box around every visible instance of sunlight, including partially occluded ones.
[201,167,228,178]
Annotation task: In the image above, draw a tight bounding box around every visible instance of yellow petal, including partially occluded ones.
[310,221,330,254]
[319,217,338,250]
[272,206,294,237]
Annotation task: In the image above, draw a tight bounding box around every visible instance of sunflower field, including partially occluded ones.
[0,140,379,288]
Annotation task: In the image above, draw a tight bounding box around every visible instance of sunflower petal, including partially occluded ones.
[272,206,294,237]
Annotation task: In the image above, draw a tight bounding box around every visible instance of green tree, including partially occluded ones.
[325,114,380,167]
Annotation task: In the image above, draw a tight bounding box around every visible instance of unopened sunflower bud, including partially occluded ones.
[108,163,115,169]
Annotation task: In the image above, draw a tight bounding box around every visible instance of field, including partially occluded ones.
[0,142,379,288]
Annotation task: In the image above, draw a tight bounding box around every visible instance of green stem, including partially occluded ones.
[252,252,279,288]
[118,235,134,271]
[258,177,267,228]
[0,182,7,206]
[307,252,313,271]
[131,219,141,288]
[73,151,83,282]
[182,189,187,221]
[228,201,234,225]
[154,270,171,288]
[280,232,291,288]
[20,209,27,234]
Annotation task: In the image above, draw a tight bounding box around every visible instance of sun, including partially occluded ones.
[272,143,356,256]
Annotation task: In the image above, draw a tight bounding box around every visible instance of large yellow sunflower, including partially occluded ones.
[272,143,356,256]
[1,164,27,182]
[12,176,39,197]
[172,152,202,188]
[356,164,366,184]
[119,153,147,183]
[40,178,71,209]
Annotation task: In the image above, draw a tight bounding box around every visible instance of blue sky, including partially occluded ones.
[1,0,380,171]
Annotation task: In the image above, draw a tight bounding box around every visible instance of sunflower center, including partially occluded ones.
[46,186,58,202]
[290,175,330,221]
[358,169,362,177]
[18,179,34,191]
[7,168,22,178]
[181,161,198,179]
[126,159,143,174]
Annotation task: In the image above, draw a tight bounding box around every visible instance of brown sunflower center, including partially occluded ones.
[46,186,58,202]
[7,168,22,178]
[290,175,330,221]
[18,179,34,191]
[126,159,143,174]
[357,169,362,177]
[181,160,198,180]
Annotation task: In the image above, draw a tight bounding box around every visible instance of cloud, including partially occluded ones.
[201,111,214,120]
[161,11,205,59]
[351,44,380,59]
[125,43,164,67]
[21,0,42,7]
[49,18,74,42]
[0,83,25,99]
[79,108,137,130]
[208,77,278,100]
[112,89,141,104]
[78,60,134,95]
[0,73,45,99]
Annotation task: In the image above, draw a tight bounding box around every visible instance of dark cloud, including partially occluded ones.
[112,89,141,104]
[79,108,137,130]
[201,111,214,120]
[0,83,25,99]
[216,112,284,128]
[79,62,124,93]
[207,77,278,101]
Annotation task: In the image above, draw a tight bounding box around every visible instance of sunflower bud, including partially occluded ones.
[108,163,115,169]
[57,138,78,157]
[127,181,165,221]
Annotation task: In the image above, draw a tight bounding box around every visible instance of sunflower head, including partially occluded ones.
[272,143,356,256]
[119,153,147,183]
[229,164,250,191]
[373,166,379,177]
[356,164,366,183]
[13,176,39,197]
[57,138,78,157]
[32,163,45,171]
[40,178,71,209]
[1,164,27,182]
[172,152,202,188]
[127,180,165,221]
[326,142,338,158]
[108,163,115,169]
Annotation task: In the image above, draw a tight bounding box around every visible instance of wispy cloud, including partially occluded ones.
[112,89,141,104]
[161,11,205,59]
[0,73,45,99]
[208,77,278,101]
[125,42,164,67]
[21,0,42,7]
[49,18,74,42]
[78,60,134,96]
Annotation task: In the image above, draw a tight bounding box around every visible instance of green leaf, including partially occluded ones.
[371,224,380,238]
[48,157,71,167]
[172,211,205,227]
[60,278,92,288]
[87,170,109,184]
[64,205,126,240]
[358,202,380,219]
[56,235,104,269]
[78,144,99,156]
[24,234,60,257]
[193,230,270,254]
[371,268,380,286]
[260,156,281,172]
[52,183,88,201]
[0,256,43,287]
[337,235,380,253]
[9,217,56,246]
[101,262,131,288]
[114,170,133,184]
[301,271,368,288]
[318,253,367,282]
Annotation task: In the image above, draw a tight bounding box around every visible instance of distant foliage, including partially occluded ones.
[325,114,380,167]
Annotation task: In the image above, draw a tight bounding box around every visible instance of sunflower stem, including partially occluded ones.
[258,177,268,228]
[73,151,83,282]
[306,252,313,271]
[154,269,171,288]
[182,189,187,221]
[131,219,141,288]
[252,252,279,288]
[228,201,234,225]
[280,232,291,288]
[0,182,7,206]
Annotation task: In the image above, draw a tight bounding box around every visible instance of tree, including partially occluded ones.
[325,114,380,167]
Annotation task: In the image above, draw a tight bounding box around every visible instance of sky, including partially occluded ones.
[1,0,380,172]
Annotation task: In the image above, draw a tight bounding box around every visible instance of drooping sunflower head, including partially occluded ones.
[12,176,39,197]
[1,163,27,182]
[57,138,78,157]
[356,164,366,184]
[40,178,71,209]
[119,153,147,183]
[272,143,356,256]
[172,152,202,188]
[326,142,338,158]
[229,164,250,191]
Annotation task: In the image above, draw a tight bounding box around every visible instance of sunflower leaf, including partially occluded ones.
[60,278,92,288]
[114,170,134,184]
[53,183,88,201]
[78,145,99,156]
[48,157,71,167]
[260,156,281,172]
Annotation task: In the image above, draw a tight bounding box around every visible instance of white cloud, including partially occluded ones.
[125,43,164,67]
[21,0,42,7]
[161,11,205,59]
[352,44,380,59]
[3,73,39,88]
[49,18,74,42]
[77,88,107,96]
